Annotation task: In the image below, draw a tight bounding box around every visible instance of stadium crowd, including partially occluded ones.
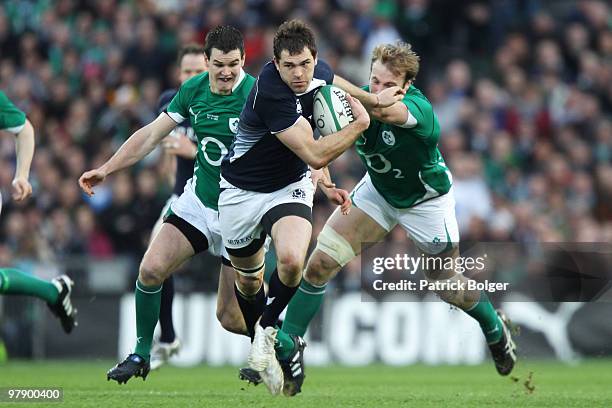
[0,0,609,288]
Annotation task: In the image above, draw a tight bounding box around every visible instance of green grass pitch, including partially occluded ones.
[1,360,611,407]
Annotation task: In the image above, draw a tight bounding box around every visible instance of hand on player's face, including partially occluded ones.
[275,47,316,94]
[78,169,107,196]
[11,177,32,201]
[207,48,244,95]
[346,94,370,130]
[369,60,407,99]
[377,85,406,107]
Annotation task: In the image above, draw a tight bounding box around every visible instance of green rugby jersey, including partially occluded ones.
[356,85,452,208]
[167,70,255,210]
[0,91,26,133]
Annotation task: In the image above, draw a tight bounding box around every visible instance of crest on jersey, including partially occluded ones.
[229,118,239,134]
[296,98,303,114]
[382,130,395,146]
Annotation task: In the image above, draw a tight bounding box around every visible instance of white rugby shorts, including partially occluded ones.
[218,174,314,256]
[352,173,459,255]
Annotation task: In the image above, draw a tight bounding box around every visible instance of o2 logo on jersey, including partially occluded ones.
[229,118,239,134]
[382,130,395,146]
[201,137,228,166]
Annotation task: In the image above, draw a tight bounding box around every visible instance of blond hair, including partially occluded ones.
[371,42,420,83]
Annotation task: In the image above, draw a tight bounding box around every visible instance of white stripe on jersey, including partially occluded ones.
[2,123,25,134]
[167,111,186,124]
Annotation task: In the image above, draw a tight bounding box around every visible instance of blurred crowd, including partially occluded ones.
[0,0,610,287]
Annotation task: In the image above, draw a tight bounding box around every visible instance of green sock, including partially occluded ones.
[275,327,295,360]
[0,268,59,304]
[464,291,502,344]
[134,280,162,361]
[281,279,327,338]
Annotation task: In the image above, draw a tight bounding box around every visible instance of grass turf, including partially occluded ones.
[0,360,611,407]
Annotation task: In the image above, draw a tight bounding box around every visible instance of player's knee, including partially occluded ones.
[276,250,304,277]
[314,224,355,268]
[236,273,263,296]
[139,257,169,286]
[304,251,338,286]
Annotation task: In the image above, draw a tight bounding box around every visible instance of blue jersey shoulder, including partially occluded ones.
[158,89,178,115]
[313,59,334,84]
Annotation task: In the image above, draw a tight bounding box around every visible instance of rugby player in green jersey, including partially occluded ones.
[0,90,77,333]
[147,43,204,371]
[78,26,259,384]
[276,42,517,393]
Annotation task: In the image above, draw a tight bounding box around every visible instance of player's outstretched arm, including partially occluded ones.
[11,118,34,201]
[333,75,404,109]
[333,75,409,126]
[78,113,177,196]
[276,95,370,170]
[368,100,412,127]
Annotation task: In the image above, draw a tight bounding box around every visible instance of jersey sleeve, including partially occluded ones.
[402,95,437,141]
[166,73,207,124]
[0,91,26,134]
[315,59,334,85]
[403,98,426,125]
[166,85,190,123]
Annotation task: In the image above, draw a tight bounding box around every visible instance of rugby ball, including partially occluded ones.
[313,85,355,136]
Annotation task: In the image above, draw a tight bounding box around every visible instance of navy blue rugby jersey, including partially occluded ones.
[158,89,197,196]
[221,60,334,193]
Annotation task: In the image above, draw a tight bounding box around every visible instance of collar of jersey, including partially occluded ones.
[231,69,246,92]
[294,78,326,96]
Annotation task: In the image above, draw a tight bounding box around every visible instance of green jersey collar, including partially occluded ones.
[232,69,247,92]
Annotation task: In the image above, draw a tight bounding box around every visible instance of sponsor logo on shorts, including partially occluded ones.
[382,130,395,146]
[292,188,306,200]
[227,237,252,245]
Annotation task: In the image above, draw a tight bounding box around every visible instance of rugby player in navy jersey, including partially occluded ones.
[218,20,405,395]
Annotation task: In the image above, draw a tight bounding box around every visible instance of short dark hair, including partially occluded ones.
[203,25,244,59]
[177,43,205,65]
[273,20,317,60]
